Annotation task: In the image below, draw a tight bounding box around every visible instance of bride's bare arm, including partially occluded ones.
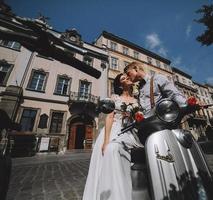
[102,110,114,155]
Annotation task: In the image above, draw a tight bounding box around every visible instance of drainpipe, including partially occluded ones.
[20,51,35,87]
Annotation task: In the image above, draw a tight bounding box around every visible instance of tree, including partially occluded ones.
[195,4,213,46]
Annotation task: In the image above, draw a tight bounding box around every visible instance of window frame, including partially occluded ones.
[49,111,65,134]
[27,69,48,92]
[83,55,93,67]
[0,40,21,51]
[19,108,38,132]
[133,51,139,59]
[111,57,119,70]
[110,41,117,51]
[0,61,13,86]
[54,75,72,96]
[78,80,92,100]
[123,46,129,55]
[147,57,152,65]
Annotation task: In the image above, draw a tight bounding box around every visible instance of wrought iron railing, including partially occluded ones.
[69,92,99,104]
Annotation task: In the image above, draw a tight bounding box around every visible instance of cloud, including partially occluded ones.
[158,47,168,57]
[145,33,161,49]
[206,77,213,84]
[186,25,191,37]
[172,56,182,66]
[145,32,168,57]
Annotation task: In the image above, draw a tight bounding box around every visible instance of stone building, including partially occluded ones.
[94,31,173,96]
[172,67,207,140]
[0,27,108,154]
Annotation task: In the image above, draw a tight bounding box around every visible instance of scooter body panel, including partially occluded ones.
[145,129,213,200]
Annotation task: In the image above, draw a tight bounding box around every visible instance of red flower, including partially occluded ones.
[134,111,144,122]
[187,97,197,106]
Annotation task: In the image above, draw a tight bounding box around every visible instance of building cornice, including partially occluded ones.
[99,31,171,64]
[172,67,192,79]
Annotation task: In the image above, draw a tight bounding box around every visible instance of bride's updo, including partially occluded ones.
[113,73,123,95]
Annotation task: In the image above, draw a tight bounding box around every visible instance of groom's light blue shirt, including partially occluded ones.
[139,74,187,115]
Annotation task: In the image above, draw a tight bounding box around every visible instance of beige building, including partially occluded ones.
[205,84,213,124]
[172,67,207,139]
[94,31,173,96]
[0,28,108,154]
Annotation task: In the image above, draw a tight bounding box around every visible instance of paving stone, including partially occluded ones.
[6,151,213,200]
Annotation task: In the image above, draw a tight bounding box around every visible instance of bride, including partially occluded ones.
[83,73,142,200]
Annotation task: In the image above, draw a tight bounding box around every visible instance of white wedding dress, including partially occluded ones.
[83,95,142,200]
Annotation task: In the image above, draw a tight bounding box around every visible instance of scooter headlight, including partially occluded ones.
[156,100,180,123]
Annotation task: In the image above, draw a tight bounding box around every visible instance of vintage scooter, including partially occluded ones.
[97,97,213,200]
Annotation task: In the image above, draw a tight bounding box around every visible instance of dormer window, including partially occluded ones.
[123,47,129,55]
[147,57,152,65]
[110,41,117,51]
[70,36,76,42]
[156,60,161,68]
[83,55,93,67]
[134,51,139,59]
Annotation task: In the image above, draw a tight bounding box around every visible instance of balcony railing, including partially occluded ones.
[69,92,99,104]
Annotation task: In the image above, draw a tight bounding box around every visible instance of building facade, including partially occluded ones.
[0,27,108,154]
[94,31,173,96]
[1,18,213,156]
[172,67,206,140]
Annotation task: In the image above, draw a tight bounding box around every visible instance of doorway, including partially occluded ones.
[75,125,85,149]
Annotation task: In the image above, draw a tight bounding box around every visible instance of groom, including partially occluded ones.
[124,61,186,116]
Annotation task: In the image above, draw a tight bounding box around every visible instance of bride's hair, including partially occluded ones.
[113,73,123,95]
[113,73,133,96]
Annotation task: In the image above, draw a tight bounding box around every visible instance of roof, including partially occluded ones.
[172,67,192,79]
[97,31,171,64]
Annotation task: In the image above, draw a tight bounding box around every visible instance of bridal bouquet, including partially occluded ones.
[120,102,142,126]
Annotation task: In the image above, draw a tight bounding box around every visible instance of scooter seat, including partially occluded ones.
[131,147,146,164]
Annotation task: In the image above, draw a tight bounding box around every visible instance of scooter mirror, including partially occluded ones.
[97,98,115,114]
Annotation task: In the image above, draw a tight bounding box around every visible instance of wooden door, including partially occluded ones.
[68,125,76,150]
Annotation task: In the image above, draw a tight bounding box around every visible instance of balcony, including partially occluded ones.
[68,92,99,116]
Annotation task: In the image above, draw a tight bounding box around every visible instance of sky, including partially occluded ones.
[6,0,213,85]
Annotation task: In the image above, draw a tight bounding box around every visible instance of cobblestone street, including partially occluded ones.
[6,151,213,200]
[6,151,91,200]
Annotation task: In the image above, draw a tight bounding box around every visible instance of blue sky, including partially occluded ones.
[7,0,213,85]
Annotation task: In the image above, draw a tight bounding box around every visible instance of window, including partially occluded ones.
[110,41,117,51]
[27,70,47,92]
[110,79,114,95]
[79,80,91,100]
[49,112,64,133]
[156,60,161,68]
[111,57,118,70]
[83,55,93,66]
[123,47,129,55]
[182,77,186,84]
[0,40,21,50]
[20,109,37,131]
[0,62,12,85]
[134,51,139,59]
[55,76,71,95]
[147,57,152,65]
[38,114,48,129]
[124,61,130,67]
[163,64,171,71]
